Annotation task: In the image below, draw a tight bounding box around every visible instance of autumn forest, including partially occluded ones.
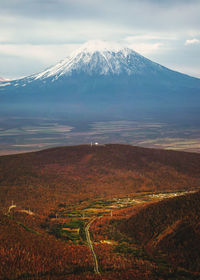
[0,144,200,279]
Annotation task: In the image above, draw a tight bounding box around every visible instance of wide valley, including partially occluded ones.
[0,116,200,155]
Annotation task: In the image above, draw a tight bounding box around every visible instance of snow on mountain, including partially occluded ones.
[0,40,200,123]
[2,40,200,95]
[0,77,11,87]
[32,40,164,81]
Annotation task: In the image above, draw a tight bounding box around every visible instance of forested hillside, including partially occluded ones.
[119,191,200,272]
[0,144,200,214]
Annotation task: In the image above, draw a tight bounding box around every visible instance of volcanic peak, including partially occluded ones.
[33,40,146,79]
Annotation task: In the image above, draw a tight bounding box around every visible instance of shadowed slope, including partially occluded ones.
[119,191,200,272]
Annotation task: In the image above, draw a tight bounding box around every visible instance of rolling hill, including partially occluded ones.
[1,144,200,279]
[0,144,200,214]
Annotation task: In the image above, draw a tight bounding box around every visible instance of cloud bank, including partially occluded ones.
[0,0,200,78]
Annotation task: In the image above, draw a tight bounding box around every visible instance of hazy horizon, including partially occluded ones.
[0,0,200,79]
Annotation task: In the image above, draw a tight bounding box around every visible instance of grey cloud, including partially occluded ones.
[0,0,199,47]
[0,0,199,78]
[1,0,199,44]
[1,0,200,29]
[0,0,104,20]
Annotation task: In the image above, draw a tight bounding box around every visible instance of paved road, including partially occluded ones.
[85,218,100,274]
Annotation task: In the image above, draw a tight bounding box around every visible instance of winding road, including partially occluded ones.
[85,218,100,274]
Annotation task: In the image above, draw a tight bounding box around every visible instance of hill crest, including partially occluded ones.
[0,144,200,214]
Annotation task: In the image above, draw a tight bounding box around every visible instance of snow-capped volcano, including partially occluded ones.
[32,40,163,80]
[0,40,200,122]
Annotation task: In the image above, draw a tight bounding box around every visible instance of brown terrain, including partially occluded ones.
[0,144,200,213]
[0,144,200,279]
[119,191,200,274]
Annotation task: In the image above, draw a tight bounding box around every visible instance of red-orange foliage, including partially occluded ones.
[0,213,93,279]
[0,144,200,214]
[119,191,200,273]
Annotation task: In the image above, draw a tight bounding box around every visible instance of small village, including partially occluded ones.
[42,190,191,244]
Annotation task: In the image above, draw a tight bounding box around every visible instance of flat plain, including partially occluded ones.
[0,117,200,155]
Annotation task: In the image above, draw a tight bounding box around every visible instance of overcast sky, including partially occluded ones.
[0,0,200,79]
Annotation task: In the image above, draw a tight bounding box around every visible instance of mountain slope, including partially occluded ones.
[119,191,200,272]
[0,40,200,120]
[3,40,199,83]
[0,144,200,214]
